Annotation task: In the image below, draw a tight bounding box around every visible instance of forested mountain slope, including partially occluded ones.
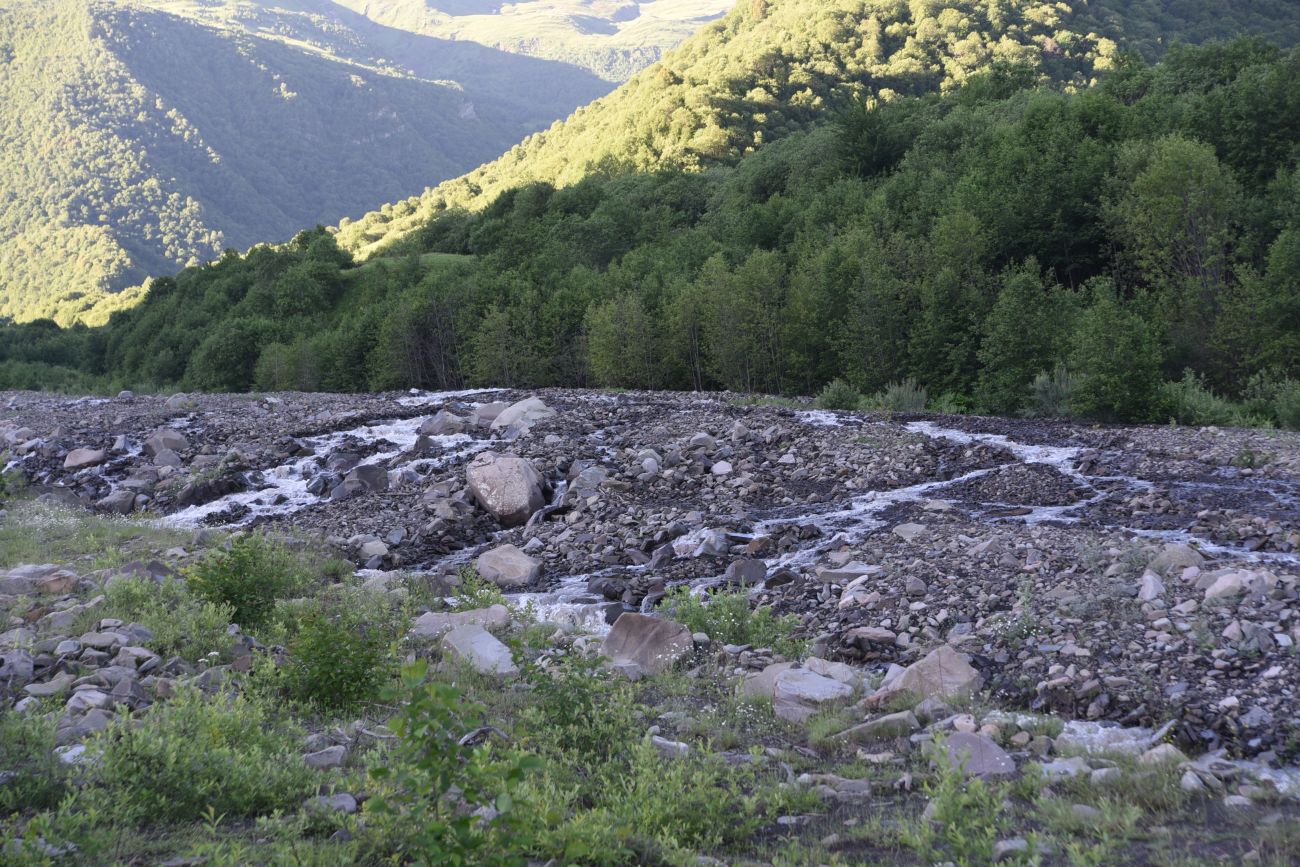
[336,0,1300,258]
[9,38,1299,433]
[0,0,611,325]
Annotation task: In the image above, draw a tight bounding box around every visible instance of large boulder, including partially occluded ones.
[465,452,545,527]
[475,544,542,588]
[601,613,693,677]
[419,410,467,436]
[1148,543,1204,577]
[63,448,106,470]
[411,605,511,640]
[490,397,556,432]
[96,490,139,515]
[892,645,982,704]
[345,464,389,494]
[772,668,854,723]
[470,402,510,427]
[144,428,189,457]
[1,648,35,694]
[441,625,518,677]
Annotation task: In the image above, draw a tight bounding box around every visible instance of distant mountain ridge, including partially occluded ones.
[0,0,720,325]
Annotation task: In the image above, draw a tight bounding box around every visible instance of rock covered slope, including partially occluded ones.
[4,387,1300,762]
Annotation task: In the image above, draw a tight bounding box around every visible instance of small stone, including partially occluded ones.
[305,793,357,814]
[304,745,347,771]
[1071,804,1102,823]
[992,838,1029,862]
[1139,743,1187,766]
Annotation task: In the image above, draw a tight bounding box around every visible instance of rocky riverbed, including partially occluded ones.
[5,387,1300,765]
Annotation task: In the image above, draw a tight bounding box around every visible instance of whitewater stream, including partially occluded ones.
[157,394,1300,636]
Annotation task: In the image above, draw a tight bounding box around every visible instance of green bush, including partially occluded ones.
[0,708,68,813]
[86,688,314,824]
[1024,365,1077,418]
[663,586,804,658]
[453,567,509,609]
[519,653,639,765]
[285,598,394,709]
[366,661,538,866]
[1273,379,1300,430]
[815,378,861,410]
[186,535,315,628]
[870,378,929,412]
[1160,369,1240,426]
[103,577,235,663]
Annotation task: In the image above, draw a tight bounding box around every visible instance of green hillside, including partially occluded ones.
[336,0,1300,258]
[0,0,611,325]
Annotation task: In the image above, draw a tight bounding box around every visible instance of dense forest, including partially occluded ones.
[0,0,613,326]
[334,0,1300,259]
[5,36,1298,427]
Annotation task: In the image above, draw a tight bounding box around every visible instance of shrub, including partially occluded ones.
[1274,378,1300,430]
[1160,369,1239,426]
[0,708,68,813]
[186,535,314,628]
[103,577,235,663]
[86,688,314,824]
[870,378,928,412]
[519,654,639,765]
[662,587,804,658]
[815,378,861,410]
[1024,365,1077,418]
[285,598,394,709]
[453,567,509,609]
[366,661,538,866]
[902,737,1008,866]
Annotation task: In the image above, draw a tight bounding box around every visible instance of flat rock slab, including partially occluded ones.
[892,645,982,704]
[742,661,796,699]
[441,624,518,677]
[601,613,692,677]
[773,668,854,723]
[411,604,511,640]
[939,732,1017,779]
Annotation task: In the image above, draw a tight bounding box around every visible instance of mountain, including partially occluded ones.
[0,0,634,325]
[336,0,1300,259]
[326,0,734,81]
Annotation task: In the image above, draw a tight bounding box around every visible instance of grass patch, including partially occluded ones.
[0,499,192,570]
[662,586,806,659]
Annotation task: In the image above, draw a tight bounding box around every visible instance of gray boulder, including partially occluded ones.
[475,544,542,588]
[441,625,519,677]
[935,732,1017,779]
[95,490,138,515]
[411,604,511,639]
[892,645,982,704]
[420,410,468,436]
[346,464,389,494]
[601,613,693,677]
[1,649,35,693]
[773,668,854,723]
[63,448,106,470]
[490,397,556,432]
[465,452,545,527]
[144,429,189,457]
